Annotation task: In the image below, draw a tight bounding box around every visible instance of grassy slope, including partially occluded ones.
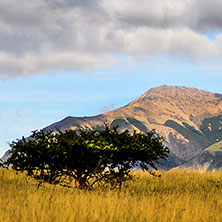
[165,116,222,151]
[177,141,222,170]
[1,169,222,222]
[165,120,211,148]
[204,141,222,170]
[206,141,222,153]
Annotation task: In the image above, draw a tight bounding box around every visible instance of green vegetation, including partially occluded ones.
[126,117,148,133]
[200,115,222,143]
[1,169,222,222]
[165,115,222,150]
[206,141,222,153]
[165,120,212,148]
[4,125,169,190]
[181,141,222,171]
[202,141,222,171]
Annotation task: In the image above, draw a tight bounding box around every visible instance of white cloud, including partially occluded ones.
[1,0,222,77]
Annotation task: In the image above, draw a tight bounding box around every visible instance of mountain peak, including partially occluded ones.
[128,85,222,126]
[136,85,213,101]
[44,85,222,169]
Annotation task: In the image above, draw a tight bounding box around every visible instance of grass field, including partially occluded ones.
[1,169,222,222]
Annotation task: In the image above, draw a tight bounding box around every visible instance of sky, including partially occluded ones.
[1,0,222,156]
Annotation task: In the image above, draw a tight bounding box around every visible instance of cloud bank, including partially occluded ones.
[1,0,222,77]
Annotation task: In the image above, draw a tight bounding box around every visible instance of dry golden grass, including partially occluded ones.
[1,169,222,222]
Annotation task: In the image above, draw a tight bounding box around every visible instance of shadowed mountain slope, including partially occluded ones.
[178,141,222,170]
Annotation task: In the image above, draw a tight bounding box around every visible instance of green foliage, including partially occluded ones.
[165,116,222,150]
[5,125,169,190]
[165,120,211,148]
[200,115,222,143]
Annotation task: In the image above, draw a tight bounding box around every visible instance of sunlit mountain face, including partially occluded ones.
[42,85,222,169]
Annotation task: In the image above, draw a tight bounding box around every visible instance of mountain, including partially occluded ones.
[44,85,222,169]
[2,85,222,169]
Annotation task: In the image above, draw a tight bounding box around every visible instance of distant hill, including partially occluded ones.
[43,85,222,169]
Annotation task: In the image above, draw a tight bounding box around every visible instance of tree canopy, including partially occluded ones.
[4,125,169,190]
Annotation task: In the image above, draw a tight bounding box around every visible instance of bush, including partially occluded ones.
[5,125,169,190]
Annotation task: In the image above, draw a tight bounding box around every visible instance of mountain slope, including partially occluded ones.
[44,85,222,169]
[0,150,10,162]
[178,141,222,170]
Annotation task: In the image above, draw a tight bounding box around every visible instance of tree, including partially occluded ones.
[4,125,169,190]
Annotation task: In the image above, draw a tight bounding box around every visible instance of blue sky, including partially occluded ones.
[1,0,222,156]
